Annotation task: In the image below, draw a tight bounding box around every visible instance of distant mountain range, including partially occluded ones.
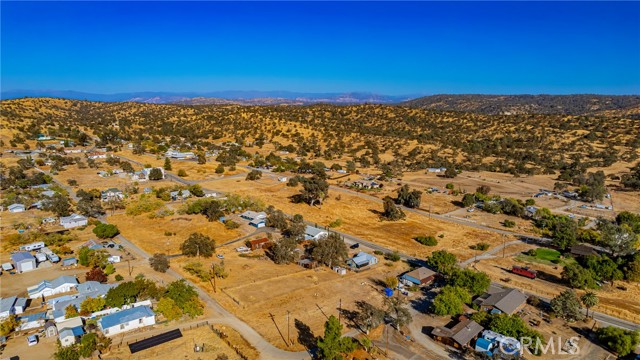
[402,94,640,115]
[0,89,415,105]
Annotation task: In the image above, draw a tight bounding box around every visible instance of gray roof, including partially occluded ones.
[432,319,484,346]
[60,213,87,223]
[77,281,116,298]
[305,226,326,238]
[98,306,155,329]
[480,288,528,315]
[11,252,35,263]
[8,203,25,210]
[0,297,17,313]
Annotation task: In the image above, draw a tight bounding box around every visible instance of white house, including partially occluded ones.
[27,275,79,299]
[304,226,328,241]
[8,203,25,213]
[0,296,27,319]
[60,214,88,229]
[101,188,124,202]
[165,149,195,159]
[11,252,36,273]
[98,306,156,336]
[57,317,84,347]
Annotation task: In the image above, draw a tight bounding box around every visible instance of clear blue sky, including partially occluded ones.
[2,1,639,95]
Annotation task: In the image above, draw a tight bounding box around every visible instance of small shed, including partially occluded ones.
[8,204,25,213]
[62,258,78,267]
[44,321,58,337]
[570,244,598,258]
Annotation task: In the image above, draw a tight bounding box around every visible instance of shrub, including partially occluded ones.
[414,235,438,246]
[224,220,240,230]
[328,218,343,228]
[503,219,516,228]
[470,242,490,251]
[115,274,124,281]
[385,251,401,262]
[177,169,187,177]
[92,223,120,239]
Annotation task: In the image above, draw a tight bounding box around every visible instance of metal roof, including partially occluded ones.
[11,252,35,263]
[98,306,155,329]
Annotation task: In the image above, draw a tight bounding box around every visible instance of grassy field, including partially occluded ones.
[514,248,576,267]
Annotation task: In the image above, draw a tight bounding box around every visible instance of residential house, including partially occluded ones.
[0,296,27,319]
[304,226,328,241]
[17,312,47,331]
[101,188,124,202]
[51,281,116,322]
[475,286,528,315]
[346,252,378,269]
[350,180,381,189]
[240,211,267,222]
[87,152,107,159]
[165,149,195,159]
[525,206,538,217]
[57,317,85,347]
[41,190,56,198]
[11,252,36,273]
[60,214,88,229]
[431,318,484,349]
[427,167,447,173]
[401,267,437,286]
[98,306,156,336]
[170,190,191,201]
[7,203,25,213]
[249,238,270,250]
[82,239,103,250]
[27,275,79,299]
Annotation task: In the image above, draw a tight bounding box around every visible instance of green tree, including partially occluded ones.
[92,223,120,239]
[580,291,599,318]
[561,264,597,289]
[270,237,298,264]
[312,233,348,268]
[77,198,105,218]
[426,250,458,277]
[164,280,203,318]
[156,297,183,321]
[382,196,405,221]
[266,209,288,231]
[596,326,640,356]
[299,175,329,207]
[316,315,357,360]
[181,232,215,257]
[432,286,471,316]
[354,301,385,333]
[215,164,225,174]
[245,169,262,180]
[550,289,584,322]
[163,157,172,171]
[149,253,170,272]
[177,169,187,177]
[78,332,97,358]
[43,193,72,217]
[80,297,106,315]
[385,296,413,328]
[476,185,491,195]
[148,167,163,180]
[448,269,491,296]
[53,346,80,360]
[599,221,638,256]
[105,281,140,308]
[461,193,476,207]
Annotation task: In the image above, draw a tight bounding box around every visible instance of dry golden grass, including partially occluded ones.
[108,212,241,255]
[172,248,408,351]
[201,177,509,261]
[106,325,251,360]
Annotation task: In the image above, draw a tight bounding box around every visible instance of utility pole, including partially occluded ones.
[503,238,506,258]
[338,298,342,325]
[287,310,291,347]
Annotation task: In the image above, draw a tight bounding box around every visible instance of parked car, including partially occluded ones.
[216,254,224,259]
[350,243,360,249]
[27,335,38,346]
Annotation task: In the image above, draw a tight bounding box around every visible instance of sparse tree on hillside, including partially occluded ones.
[181,233,215,258]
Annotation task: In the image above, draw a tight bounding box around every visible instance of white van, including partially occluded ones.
[27,334,38,346]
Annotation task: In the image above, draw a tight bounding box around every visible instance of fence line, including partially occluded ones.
[210,325,250,360]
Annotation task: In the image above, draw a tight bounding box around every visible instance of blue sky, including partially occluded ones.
[2,1,639,95]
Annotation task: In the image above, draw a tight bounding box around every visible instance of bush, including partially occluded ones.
[177,169,187,177]
[414,235,437,246]
[328,218,343,228]
[224,220,240,230]
[385,251,401,262]
[149,253,170,272]
[470,242,490,251]
[503,219,516,228]
[115,274,124,281]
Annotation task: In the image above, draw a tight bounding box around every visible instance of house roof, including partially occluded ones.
[249,238,269,245]
[571,244,598,257]
[305,226,326,238]
[350,252,376,266]
[98,306,155,329]
[403,267,436,281]
[76,281,116,297]
[480,288,528,315]
[28,276,78,297]
[11,252,35,263]
[8,203,25,210]
[0,297,18,313]
[57,317,84,331]
[59,326,84,339]
[83,239,103,250]
[432,319,484,346]
[19,311,47,323]
[60,213,87,223]
[14,298,27,309]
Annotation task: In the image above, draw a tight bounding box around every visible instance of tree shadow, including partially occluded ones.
[295,318,318,351]
[368,277,387,289]
[338,308,359,329]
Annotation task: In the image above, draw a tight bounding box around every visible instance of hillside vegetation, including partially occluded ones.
[1,98,639,179]
[402,94,640,116]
